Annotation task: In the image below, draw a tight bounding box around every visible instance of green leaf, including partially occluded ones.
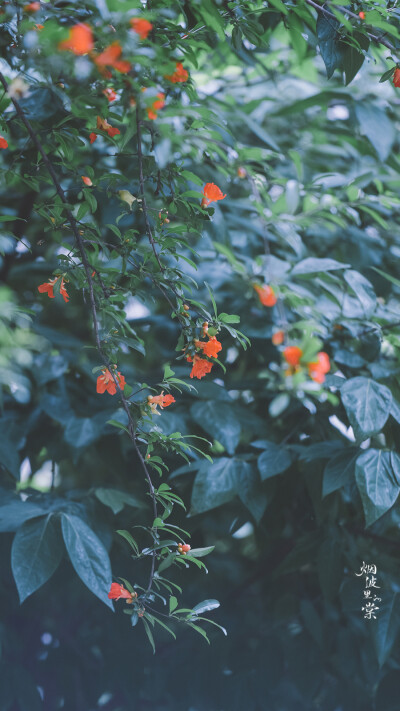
[379,67,395,83]
[316,12,344,79]
[371,267,400,290]
[192,599,220,615]
[343,270,376,318]
[355,449,400,526]
[11,514,63,603]
[342,32,369,85]
[218,312,240,324]
[64,417,100,449]
[291,258,349,276]
[95,488,143,514]
[116,530,140,555]
[236,111,280,152]
[372,593,400,667]
[142,618,156,653]
[236,462,269,522]
[322,448,359,497]
[169,595,178,613]
[0,417,25,479]
[181,170,203,186]
[341,377,392,440]
[61,513,113,609]
[18,87,65,122]
[355,103,396,161]
[188,546,215,558]
[269,393,290,418]
[255,441,292,480]
[157,552,176,573]
[204,281,218,319]
[190,401,241,455]
[0,493,47,533]
[190,457,239,515]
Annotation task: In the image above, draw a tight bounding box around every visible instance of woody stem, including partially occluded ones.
[0,70,159,595]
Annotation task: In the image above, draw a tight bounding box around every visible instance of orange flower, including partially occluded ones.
[195,336,222,359]
[393,68,400,88]
[34,23,44,30]
[254,284,277,307]
[359,11,365,19]
[130,17,153,40]
[147,391,175,413]
[103,87,117,102]
[0,136,8,149]
[59,278,69,303]
[96,116,120,138]
[38,276,69,303]
[23,1,40,11]
[283,346,303,367]
[146,92,165,120]
[81,176,92,186]
[96,368,126,395]
[165,61,189,84]
[308,351,330,384]
[59,23,94,55]
[188,355,213,380]
[201,182,226,207]
[272,330,285,346]
[108,582,136,603]
[89,132,97,144]
[94,42,131,74]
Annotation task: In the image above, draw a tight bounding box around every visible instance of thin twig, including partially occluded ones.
[305,0,398,56]
[0,70,159,594]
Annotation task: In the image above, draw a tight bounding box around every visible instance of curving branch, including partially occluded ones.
[0,70,159,594]
[304,0,398,56]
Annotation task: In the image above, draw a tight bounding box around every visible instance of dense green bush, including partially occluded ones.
[2,1,400,709]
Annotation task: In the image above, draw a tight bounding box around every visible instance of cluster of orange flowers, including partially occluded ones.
[57,20,189,124]
[283,346,331,384]
[186,323,223,380]
[146,92,165,120]
[38,275,69,303]
[165,62,189,83]
[0,135,8,149]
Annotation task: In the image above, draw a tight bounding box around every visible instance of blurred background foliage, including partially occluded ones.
[2,0,400,709]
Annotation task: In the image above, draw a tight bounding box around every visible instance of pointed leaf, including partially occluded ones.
[61,513,113,609]
[11,514,63,603]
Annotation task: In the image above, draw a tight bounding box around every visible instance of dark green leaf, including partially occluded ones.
[256,441,292,480]
[61,513,113,609]
[11,514,63,603]
[316,12,344,79]
[341,377,392,440]
[372,593,400,667]
[190,401,241,454]
[95,488,143,514]
[322,448,359,497]
[355,449,400,526]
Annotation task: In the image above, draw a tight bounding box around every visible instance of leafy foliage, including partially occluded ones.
[2,0,400,709]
